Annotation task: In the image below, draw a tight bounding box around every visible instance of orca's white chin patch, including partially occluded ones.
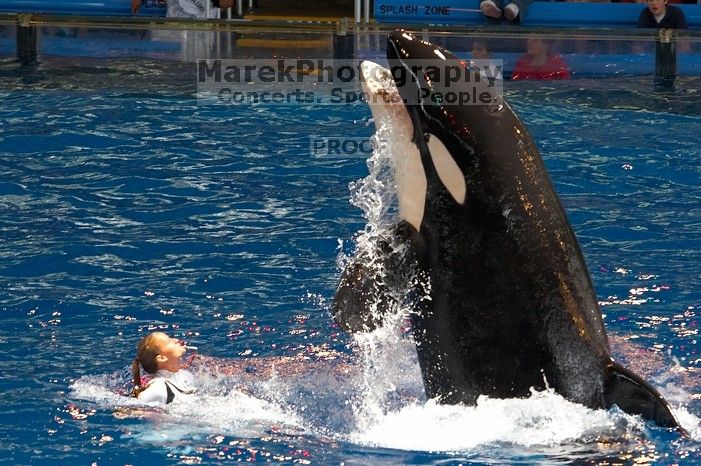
[360,61,427,232]
[359,61,395,101]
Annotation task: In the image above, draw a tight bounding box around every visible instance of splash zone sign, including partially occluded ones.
[377,5,451,15]
[374,0,474,22]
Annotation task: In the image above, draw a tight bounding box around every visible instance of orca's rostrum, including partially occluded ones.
[332,30,683,431]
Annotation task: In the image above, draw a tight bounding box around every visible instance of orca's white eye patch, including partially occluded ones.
[426,135,466,204]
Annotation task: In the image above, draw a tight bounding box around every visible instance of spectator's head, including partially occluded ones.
[471,40,491,60]
[646,0,667,17]
[526,37,550,57]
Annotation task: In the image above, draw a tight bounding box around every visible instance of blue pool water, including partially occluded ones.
[0,62,700,464]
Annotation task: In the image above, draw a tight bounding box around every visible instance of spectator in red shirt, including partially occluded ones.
[512,38,571,81]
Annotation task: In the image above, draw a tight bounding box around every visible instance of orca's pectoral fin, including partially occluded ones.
[604,361,685,433]
[332,256,392,333]
[332,221,419,333]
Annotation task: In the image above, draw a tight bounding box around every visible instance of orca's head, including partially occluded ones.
[383,30,539,212]
[385,30,507,155]
[359,31,534,231]
[385,29,502,109]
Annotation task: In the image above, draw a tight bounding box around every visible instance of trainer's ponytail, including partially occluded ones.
[131,332,166,397]
[131,358,143,397]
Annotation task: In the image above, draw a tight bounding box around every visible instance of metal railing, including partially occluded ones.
[354,0,371,24]
[4,12,701,38]
[233,0,254,18]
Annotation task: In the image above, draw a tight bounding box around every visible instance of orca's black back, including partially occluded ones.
[405,100,612,408]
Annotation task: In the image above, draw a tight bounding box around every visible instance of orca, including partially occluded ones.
[332,30,683,431]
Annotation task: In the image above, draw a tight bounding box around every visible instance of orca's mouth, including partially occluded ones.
[359,61,402,106]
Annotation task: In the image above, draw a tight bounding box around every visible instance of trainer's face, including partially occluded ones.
[155,333,186,370]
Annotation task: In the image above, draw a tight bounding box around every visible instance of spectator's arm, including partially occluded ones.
[131,0,141,13]
[212,0,234,8]
[637,9,651,27]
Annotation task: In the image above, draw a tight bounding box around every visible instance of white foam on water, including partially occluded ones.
[672,407,701,441]
[168,390,302,438]
[71,376,140,406]
[340,311,660,453]
[70,372,303,442]
[647,359,701,439]
[348,325,425,433]
[350,390,648,452]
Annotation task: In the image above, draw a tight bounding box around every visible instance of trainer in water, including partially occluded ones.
[131,332,197,404]
[332,30,683,430]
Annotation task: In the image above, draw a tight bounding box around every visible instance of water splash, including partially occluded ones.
[351,389,647,452]
[337,126,399,278]
[348,327,425,433]
[339,122,431,433]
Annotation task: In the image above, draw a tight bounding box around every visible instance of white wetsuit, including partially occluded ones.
[138,369,197,404]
